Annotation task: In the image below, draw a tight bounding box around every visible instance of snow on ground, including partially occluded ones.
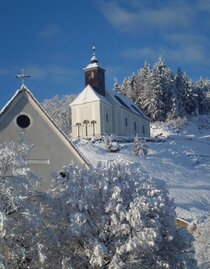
[74,115,210,223]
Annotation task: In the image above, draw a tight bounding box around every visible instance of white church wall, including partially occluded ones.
[71,101,101,138]
[112,106,150,137]
[100,102,113,135]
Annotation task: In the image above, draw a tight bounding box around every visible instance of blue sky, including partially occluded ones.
[0,0,210,108]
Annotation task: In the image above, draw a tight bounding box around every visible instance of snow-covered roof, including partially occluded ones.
[83,46,105,71]
[0,85,90,167]
[70,84,111,106]
[83,62,99,70]
[107,90,150,121]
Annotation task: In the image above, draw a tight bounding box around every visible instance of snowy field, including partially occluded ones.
[75,115,210,223]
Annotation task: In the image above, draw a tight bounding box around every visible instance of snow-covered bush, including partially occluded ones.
[132,135,148,156]
[105,135,120,152]
[53,159,196,269]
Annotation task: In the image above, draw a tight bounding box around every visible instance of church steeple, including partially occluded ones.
[90,46,98,64]
[83,46,105,96]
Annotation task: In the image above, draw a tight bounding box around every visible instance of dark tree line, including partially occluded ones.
[114,57,210,122]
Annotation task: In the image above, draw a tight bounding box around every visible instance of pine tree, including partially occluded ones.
[135,61,151,115]
[181,73,198,115]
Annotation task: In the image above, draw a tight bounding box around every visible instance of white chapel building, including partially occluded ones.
[71,48,150,138]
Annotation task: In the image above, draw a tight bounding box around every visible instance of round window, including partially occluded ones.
[16,114,31,129]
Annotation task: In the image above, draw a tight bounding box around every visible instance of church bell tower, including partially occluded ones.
[83,46,105,96]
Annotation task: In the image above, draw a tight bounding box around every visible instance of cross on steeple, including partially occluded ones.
[16,69,30,86]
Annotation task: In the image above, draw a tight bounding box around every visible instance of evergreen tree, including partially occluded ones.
[181,73,198,115]
[135,61,151,115]
[149,57,167,121]
[174,67,186,117]
[194,79,210,114]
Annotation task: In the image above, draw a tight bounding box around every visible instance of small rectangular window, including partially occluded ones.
[125,117,128,127]
[142,125,145,134]
[134,121,137,131]
[106,113,109,122]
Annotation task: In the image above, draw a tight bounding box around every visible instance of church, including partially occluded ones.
[71,47,150,138]
[0,82,89,191]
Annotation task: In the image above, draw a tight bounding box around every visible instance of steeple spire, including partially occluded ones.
[90,45,98,64]
[84,46,106,96]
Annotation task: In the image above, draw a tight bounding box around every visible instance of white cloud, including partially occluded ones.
[197,0,210,11]
[0,64,77,85]
[38,24,63,40]
[97,0,193,32]
[121,43,210,69]
[121,47,157,60]
[105,65,125,80]
[164,32,208,46]
[26,66,47,79]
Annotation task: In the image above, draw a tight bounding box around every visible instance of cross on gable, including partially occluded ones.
[16,69,30,86]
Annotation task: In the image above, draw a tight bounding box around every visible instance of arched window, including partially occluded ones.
[83,120,89,136]
[76,123,81,138]
[91,120,97,136]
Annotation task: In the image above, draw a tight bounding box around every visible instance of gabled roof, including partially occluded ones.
[70,84,111,106]
[106,90,150,121]
[0,85,90,167]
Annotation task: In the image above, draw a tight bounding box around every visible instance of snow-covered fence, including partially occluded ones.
[176,218,197,233]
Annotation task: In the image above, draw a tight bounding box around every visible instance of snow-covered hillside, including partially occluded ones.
[75,115,210,223]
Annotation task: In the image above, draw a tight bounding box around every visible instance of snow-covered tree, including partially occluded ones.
[0,138,39,268]
[132,135,148,156]
[52,159,196,269]
[135,62,152,114]
[42,94,76,136]
[181,73,198,115]
[194,79,210,114]
[114,78,121,93]
[194,217,210,266]
[0,139,66,268]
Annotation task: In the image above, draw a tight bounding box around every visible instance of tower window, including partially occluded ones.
[16,114,31,129]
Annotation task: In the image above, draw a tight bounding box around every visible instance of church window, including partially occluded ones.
[91,71,94,78]
[134,121,137,131]
[83,120,89,137]
[106,113,109,122]
[142,125,145,134]
[76,123,81,138]
[16,114,31,129]
[125,117,128,127]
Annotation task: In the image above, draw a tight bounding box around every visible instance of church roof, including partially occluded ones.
[107,90,150,121]
[70,84,111,106]
[0,85,90,167]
